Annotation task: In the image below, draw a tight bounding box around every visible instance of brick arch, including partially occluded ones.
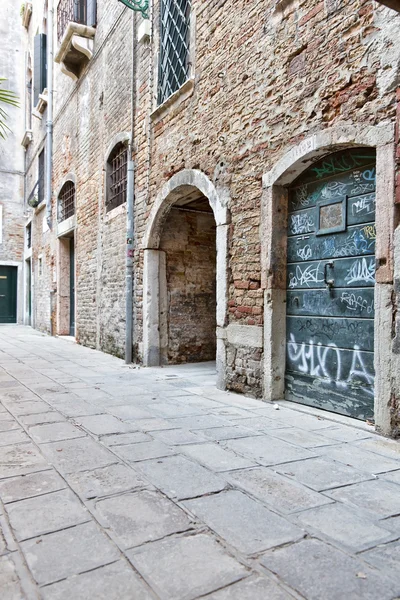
[142,169,230,390]
[261,122,397,436]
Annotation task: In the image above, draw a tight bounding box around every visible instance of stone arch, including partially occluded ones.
[261,123,396,435]
[142,169,230,389]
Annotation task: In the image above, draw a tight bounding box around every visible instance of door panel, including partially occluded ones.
[0,266,17,323]
[285,149,376,420]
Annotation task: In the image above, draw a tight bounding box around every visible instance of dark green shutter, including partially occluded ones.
[33,34,47,106]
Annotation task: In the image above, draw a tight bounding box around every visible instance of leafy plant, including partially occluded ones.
[20,3,25,17]
[0,78,19,140]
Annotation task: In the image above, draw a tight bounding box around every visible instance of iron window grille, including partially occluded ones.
[38,150,45,204]
[57,0,97,42]
[158,0,191,105]
[58,181,76,222]
[26,224,32,249]
[107,143,128,212]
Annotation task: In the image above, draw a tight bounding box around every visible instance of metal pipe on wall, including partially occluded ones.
[45,0,54,231]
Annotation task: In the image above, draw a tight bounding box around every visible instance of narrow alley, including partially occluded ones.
[0,326,399,600]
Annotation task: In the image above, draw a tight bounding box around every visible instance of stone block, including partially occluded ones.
[225,435,315,466]
[96,490,192,549]
[296,503,395,552]
[185,490,304,554]
[205,575,294,600]
[39,437,115,474]
[74,415,133,435]
[67,463,150,499]
[135,455,226,499]
[326,479,400,518]
[226,467,333,514]
[0,443,48,479]
[40,559,156,600]
[0,429,31,447]
[107,405,154,420]
[275,457,374,491]
[320,444,400,474]
[201,426,261,441]
[113,441,175,462]
[101,432,152,446]
[0,419,20,432]
[21,521,120,586]
[6,489,89,541]
[127,533,248,600]
[150,428,204,445]
[0,470,66,504]
[164,414,229,430]
[18,412,67,427]
[29,422,85,443]
[0,555,26,600]
[179,442,256,472]
[363,540,400,584]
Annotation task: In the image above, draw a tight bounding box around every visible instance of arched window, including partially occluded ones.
[58,180,75,222]
[106,142,128,212]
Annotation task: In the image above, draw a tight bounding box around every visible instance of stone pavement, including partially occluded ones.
[0,326,399,600]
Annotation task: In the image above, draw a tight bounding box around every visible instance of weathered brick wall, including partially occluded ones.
[160,208,217,363]
[132,0,400,396]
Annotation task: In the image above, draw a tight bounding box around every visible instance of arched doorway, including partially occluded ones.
[285,148,376,420]
[142,170,230,388]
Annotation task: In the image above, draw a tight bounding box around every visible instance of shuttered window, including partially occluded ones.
[158,0,191,105]
[33,34,47,107]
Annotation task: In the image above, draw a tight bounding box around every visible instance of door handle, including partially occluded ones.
[324,261,334,288]
[0,295,5,298]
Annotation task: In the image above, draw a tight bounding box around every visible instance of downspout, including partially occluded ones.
[125,10,137,364]
[46,0,54,230]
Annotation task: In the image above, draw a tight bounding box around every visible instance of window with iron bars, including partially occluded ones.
[158,0,191,105]
[106,143,128,213]
[58,181,76,223]
[57,0,97,42]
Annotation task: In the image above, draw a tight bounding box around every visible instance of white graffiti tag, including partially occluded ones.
[340,292,374,314]
[289,213,315,235]
[288,263,323,288]
[351,194,375,217]
[297,245,312,261]
[345,258,375,285]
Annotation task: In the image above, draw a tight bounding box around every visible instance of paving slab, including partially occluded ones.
[0,430,31,447]
[106,405,154,420]
[135,455,227,499]
[21,521,120,586]
[113,440,175,462]
[127,533,248,600]
[0,443,48,479]
[150,428,205,445]
[353,437,400,461]
[3,400,51,416]
[382,515,400,534]
[40,559,156,600]
[100,431,152,446]
[164,414,230,430]
[0,555,26,600]
[149,402,205,418]
[200,425,262,441]
[28,422,85,443]
[382,469,400,485]
[204,575,295,600]
[135,418,180,431]
[325,479,400,518]
[6,488,89,541]
[18,411,66,427]
[275,457,374,491]
[39,437,115,474]
[66,463,150,499]
[319,444,400,474]
[253,408,334,430]
[185,490,304,554]
[226,467,333,514]
[0,470,66,504]
[362,540,400,584]
[74,415,133,435]
[296,503,395,552]
[96,490,193,549]
[0,419,20,433]
[268,427,340,449]
[180,442,256,472]
[48,399,103,417]
[224,435,316,466]
[318,426,374,443]
[260,538,399,600]
[233,416,289,431]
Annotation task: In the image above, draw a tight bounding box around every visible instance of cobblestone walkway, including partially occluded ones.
[0,326,399,600]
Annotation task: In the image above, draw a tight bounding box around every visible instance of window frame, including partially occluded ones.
[105,142,128,213]
[58,180,76,223]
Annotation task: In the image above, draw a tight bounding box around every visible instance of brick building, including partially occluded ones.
[0,0,27,325]
[22,0,400,436]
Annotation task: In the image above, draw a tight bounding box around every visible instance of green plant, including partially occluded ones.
[20,3,25,17]
[0,78,19,140]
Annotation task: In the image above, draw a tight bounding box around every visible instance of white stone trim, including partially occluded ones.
[0,261,23,324]
[57,215,76,238]
[226,324,263,348]
[261,122,397,436]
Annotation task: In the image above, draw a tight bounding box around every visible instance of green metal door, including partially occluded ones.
[69,238,75,336]
[286,149,376,421]
[0,266,18,323]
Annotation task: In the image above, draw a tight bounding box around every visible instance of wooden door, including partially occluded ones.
[286,149,376,420]
[0,266,17,324]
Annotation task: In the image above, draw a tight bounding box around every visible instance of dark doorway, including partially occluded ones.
[0,266,18,323]
[69,237,75,336]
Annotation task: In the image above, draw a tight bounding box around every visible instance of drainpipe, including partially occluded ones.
[46,0,54,230]
[125,11,137,364]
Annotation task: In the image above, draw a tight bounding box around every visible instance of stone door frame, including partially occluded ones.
[142,169,230,389]
[261,123,397,435]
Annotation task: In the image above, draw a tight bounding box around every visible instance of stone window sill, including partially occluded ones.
[105,203,126,223]
[22,2,32,28]
[150,78,195,125]
[21,129,33,149]
[57,215,76,237]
